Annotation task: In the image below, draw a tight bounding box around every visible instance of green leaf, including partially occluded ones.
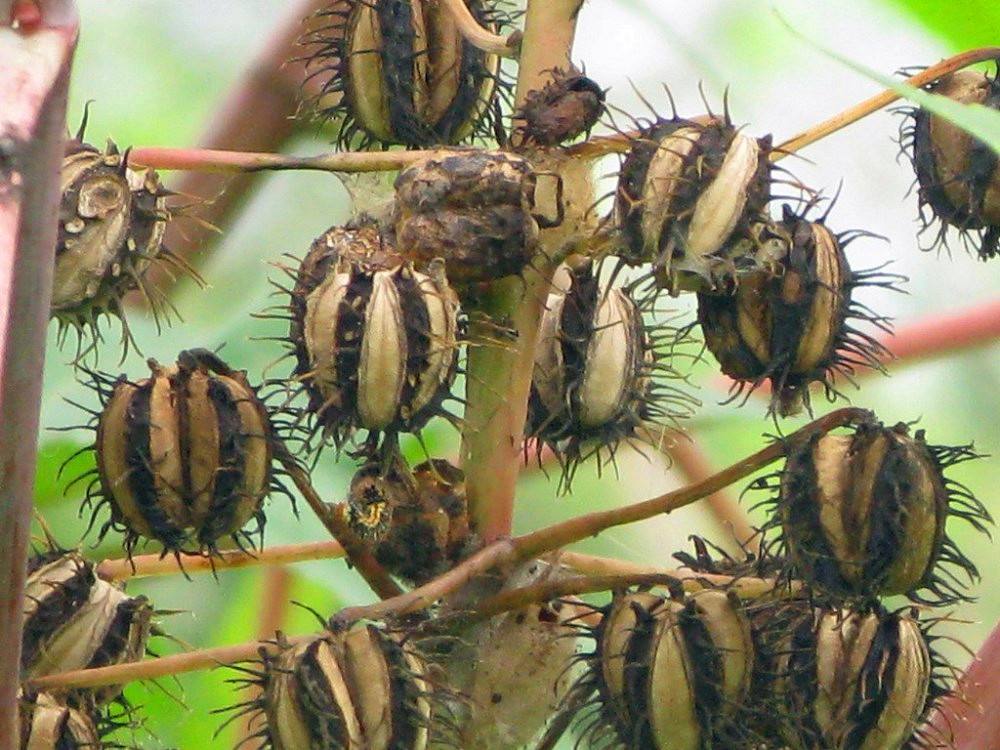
[882,0,1000,51]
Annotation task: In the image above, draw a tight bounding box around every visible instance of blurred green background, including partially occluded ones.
[33,1,1000,747]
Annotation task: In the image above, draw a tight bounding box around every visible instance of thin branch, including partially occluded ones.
[95,539,345,582]
[128,146,439,175]
[441,0,521,57]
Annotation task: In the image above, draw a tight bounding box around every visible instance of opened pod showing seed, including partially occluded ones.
[698,204,901,416]
[300,0,508,148]
[234,626,439,750]
[614,111,774,294]
[392,149,557,284]
[82,349,275,558]
[900,66,1000,260]
[527,260,696,488]
[285,223,461,452]
[758,418,991,604]
[18,690,103,750]
[515,67,606,146]
[580,588,755,750]
[22,551,152,706]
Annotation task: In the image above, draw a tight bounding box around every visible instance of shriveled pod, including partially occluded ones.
[528,261,694,486]
[253,627,434,750]
[290,226,461,450]
[392,149,556,284]
[18,691,102,750]
[88,349,274,557]
[515,66,606,146]
[614,113,773,294]
[763,419,990,604]
[698,205,899,416]
[300,0,508,148]
[21,551,152,705]
[771,606,935,750]
[900,67,1000,259]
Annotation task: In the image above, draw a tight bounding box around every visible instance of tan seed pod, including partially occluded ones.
[84,349,274,558]
[763,419,990,604]
[299,0,509,148]
[21,551,152,706]
[698,205,900,416]
[18,691,102,750]
[900,67,1000,259]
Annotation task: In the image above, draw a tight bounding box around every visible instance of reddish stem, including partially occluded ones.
[0,2,77,743]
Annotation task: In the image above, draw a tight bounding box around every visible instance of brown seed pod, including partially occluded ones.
[527,260,696,488]
[899,66,1000,259]
[52,135,188,356]
[754,419,990,604]
[18,690,103,750]
[614,111,774,294]
[80,349,276,558]
[392,149,557,284]
[697,204,901,416]
[233,626,438,750]
[581,587,756,750]
[346,456,474,584]
[515,67,605,146]
[284,223,461,453]
[21,551,152,706]
[299,0,510,148]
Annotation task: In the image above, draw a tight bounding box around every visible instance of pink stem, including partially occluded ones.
[0,0,78,743]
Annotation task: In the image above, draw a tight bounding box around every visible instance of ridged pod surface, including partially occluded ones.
[614,116,772,294]
[260,627,433,750]
[302,0,506,148]
[515,68,605,146]
[93,350,273,556]
[904,68,1000,259]
[17,691,102,750]
[21,552,151,706]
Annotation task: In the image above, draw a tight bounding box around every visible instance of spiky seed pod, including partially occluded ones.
[52,138,176,350]
[584,588,755,750]
[347,456,474,584]
[18,691,102,750]
[90,349,274,557]
[21,551,152,706]
[289,226,461,450]
[392,150,548,284]
[761,419,990,604]
[614,114,773,294]
[901,67,1000,259]
[255,627,434,750]
[515,67,605,146]
[300,0,507,148]
[528,261,694,486]
[698,205,899,416]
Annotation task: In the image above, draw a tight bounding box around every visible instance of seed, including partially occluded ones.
[89,349,274,557]
[300,0,507,148]
[18,691,102,750]
[289,225,461,450]
[21,551,152,705]
[614,114,773,294]
[765,419,990,603]
[515,67,605,146]
[392,149,545,284]
[901,68,1000,259]
[697,205,899,416]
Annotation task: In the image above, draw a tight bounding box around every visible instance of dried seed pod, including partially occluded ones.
[614,112,773,293]
[515,67,605,146]
[583,588,755,749]
[347,456,474,584]
[698,205,900,416]
[759,419,990,604]
[287,224,461,450]
[300,0,508,148]
[21,551,152,705]
[765,605,937,750]
[52,137,183,354]
[245,627,436,750]
[527,261,695,487]
[18,691,102,750]
[85,349,275,557]
[900,67,1000,259]
[392,149,551,284]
